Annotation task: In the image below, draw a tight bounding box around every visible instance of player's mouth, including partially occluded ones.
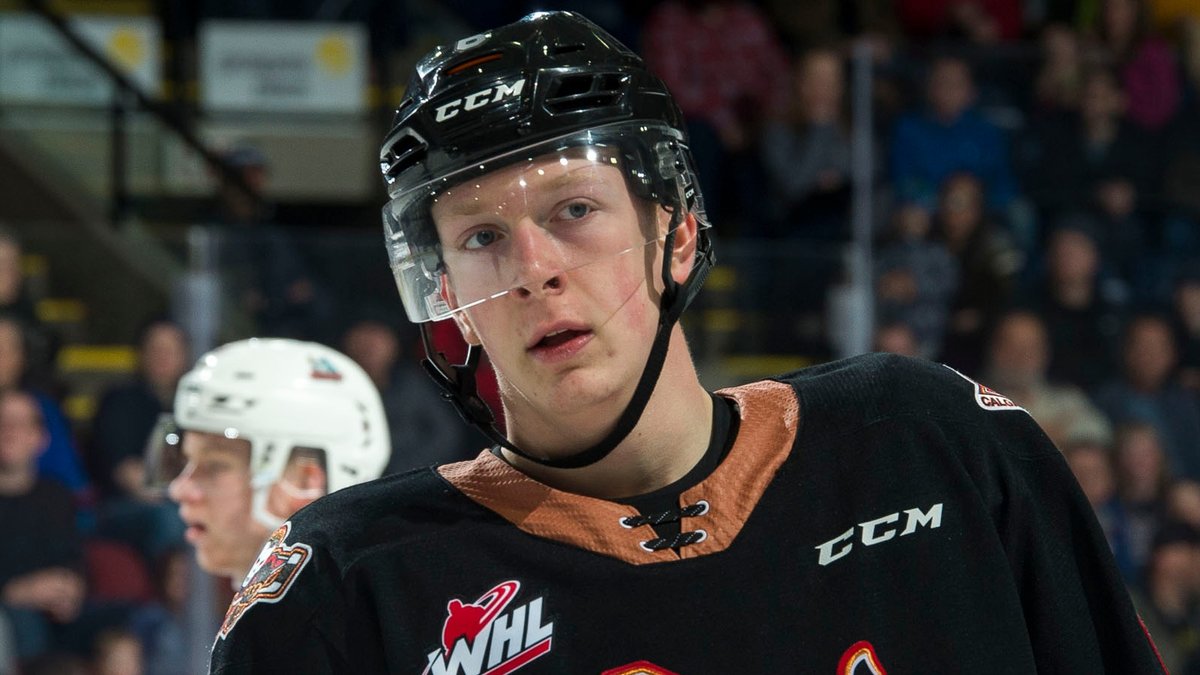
[184,521,208,544]
[528,323,593,362]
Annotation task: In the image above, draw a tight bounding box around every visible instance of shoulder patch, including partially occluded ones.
[218,521,313,640]
[942,365,1026,413]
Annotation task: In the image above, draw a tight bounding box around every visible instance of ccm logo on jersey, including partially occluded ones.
[434,79,525,123]
[219,522,312,639]
[816,504,943,566]
[422,580,553,675]
[944,365,1026,412]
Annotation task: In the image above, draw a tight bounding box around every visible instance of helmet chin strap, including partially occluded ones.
[421,206,713,470]
[250,485,286,533]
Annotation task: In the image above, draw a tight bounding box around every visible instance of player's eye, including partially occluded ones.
[556,202,592,221]
[463,229,501,250]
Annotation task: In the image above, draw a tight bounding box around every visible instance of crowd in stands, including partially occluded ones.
[4,0,1200,672]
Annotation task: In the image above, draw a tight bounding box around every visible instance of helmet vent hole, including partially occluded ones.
[383,132,428,181]
[549,42,585,56]
[545,73,626,114]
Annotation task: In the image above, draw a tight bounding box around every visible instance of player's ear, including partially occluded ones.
[291,460,326,494]
[669,211,699,286]
[268,449,328,515]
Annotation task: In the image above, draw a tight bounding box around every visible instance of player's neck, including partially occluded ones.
[501,330,713,499]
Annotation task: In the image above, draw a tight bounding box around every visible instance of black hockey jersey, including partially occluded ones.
[210,354,1167,674]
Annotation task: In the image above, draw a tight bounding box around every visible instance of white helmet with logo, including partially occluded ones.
[163,338,390,523]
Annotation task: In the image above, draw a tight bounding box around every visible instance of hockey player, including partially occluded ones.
[148,338,389,583]
[210,12,1167,674]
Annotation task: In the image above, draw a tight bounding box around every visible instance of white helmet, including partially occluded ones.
[159,338,389,523]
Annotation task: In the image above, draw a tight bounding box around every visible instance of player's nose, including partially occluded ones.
[511,221,566,299]
[167,464,201,503]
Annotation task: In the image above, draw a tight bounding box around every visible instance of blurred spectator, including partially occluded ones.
[1128,521,1200,673]
[641,0,789,230]
[0,390,86,666]
[1168,480,1200,530]
[0,315,88,498]
[1065,440,1118,509]
[1174,270,1200,390]
[1035,23,1086,112]
[128,547,188,675]
[91,319,188,500]
[341,318,477,473]
[0,226,53,388]
[91,318,188,563]
[1112,422,1174,581]
[873,320,922,357]
[760,48,852,240]
[89,628,143,675]
[1095,314,1200,480]
[888,55,1017,210]
[895,0,1025,43]
[1063,440,1133,570]
[0,226,39,331]
[984,310,1113,448]
[209,144,335,342]
[875,203,958,358]
[933,173,1023,373]
[1023,67,1152,279]
[1019,223,1125,390]
[1090,0,1181,130]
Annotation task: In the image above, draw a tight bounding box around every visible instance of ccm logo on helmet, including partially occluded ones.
[434,79,526,123]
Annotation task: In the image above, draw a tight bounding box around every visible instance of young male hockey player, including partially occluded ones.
[150,338,389,584]
[210,12,1167,674]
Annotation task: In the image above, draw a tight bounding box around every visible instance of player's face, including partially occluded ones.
[168,431,268,578]
[431,154,670,432]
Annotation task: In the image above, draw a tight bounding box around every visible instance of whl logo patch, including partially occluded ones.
[944,365,1025,412]
[219,522,311,639]
[422,580,553,675]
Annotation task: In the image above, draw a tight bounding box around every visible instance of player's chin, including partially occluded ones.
[193,543,227,576]
[549,369,632,415]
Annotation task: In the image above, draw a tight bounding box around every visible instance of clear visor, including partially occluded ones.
[382,125,687,323]
[143,413,186,494]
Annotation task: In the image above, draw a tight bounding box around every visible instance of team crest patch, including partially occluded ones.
[602,661,680,675]
[422,580,554,675]
[943,365,1026,412]
[218,522,312,640]
[838,641,887,675]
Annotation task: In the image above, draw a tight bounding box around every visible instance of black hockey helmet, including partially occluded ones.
[378,11,715,468]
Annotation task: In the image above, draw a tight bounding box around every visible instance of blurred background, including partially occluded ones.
[1,0,1199,673]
